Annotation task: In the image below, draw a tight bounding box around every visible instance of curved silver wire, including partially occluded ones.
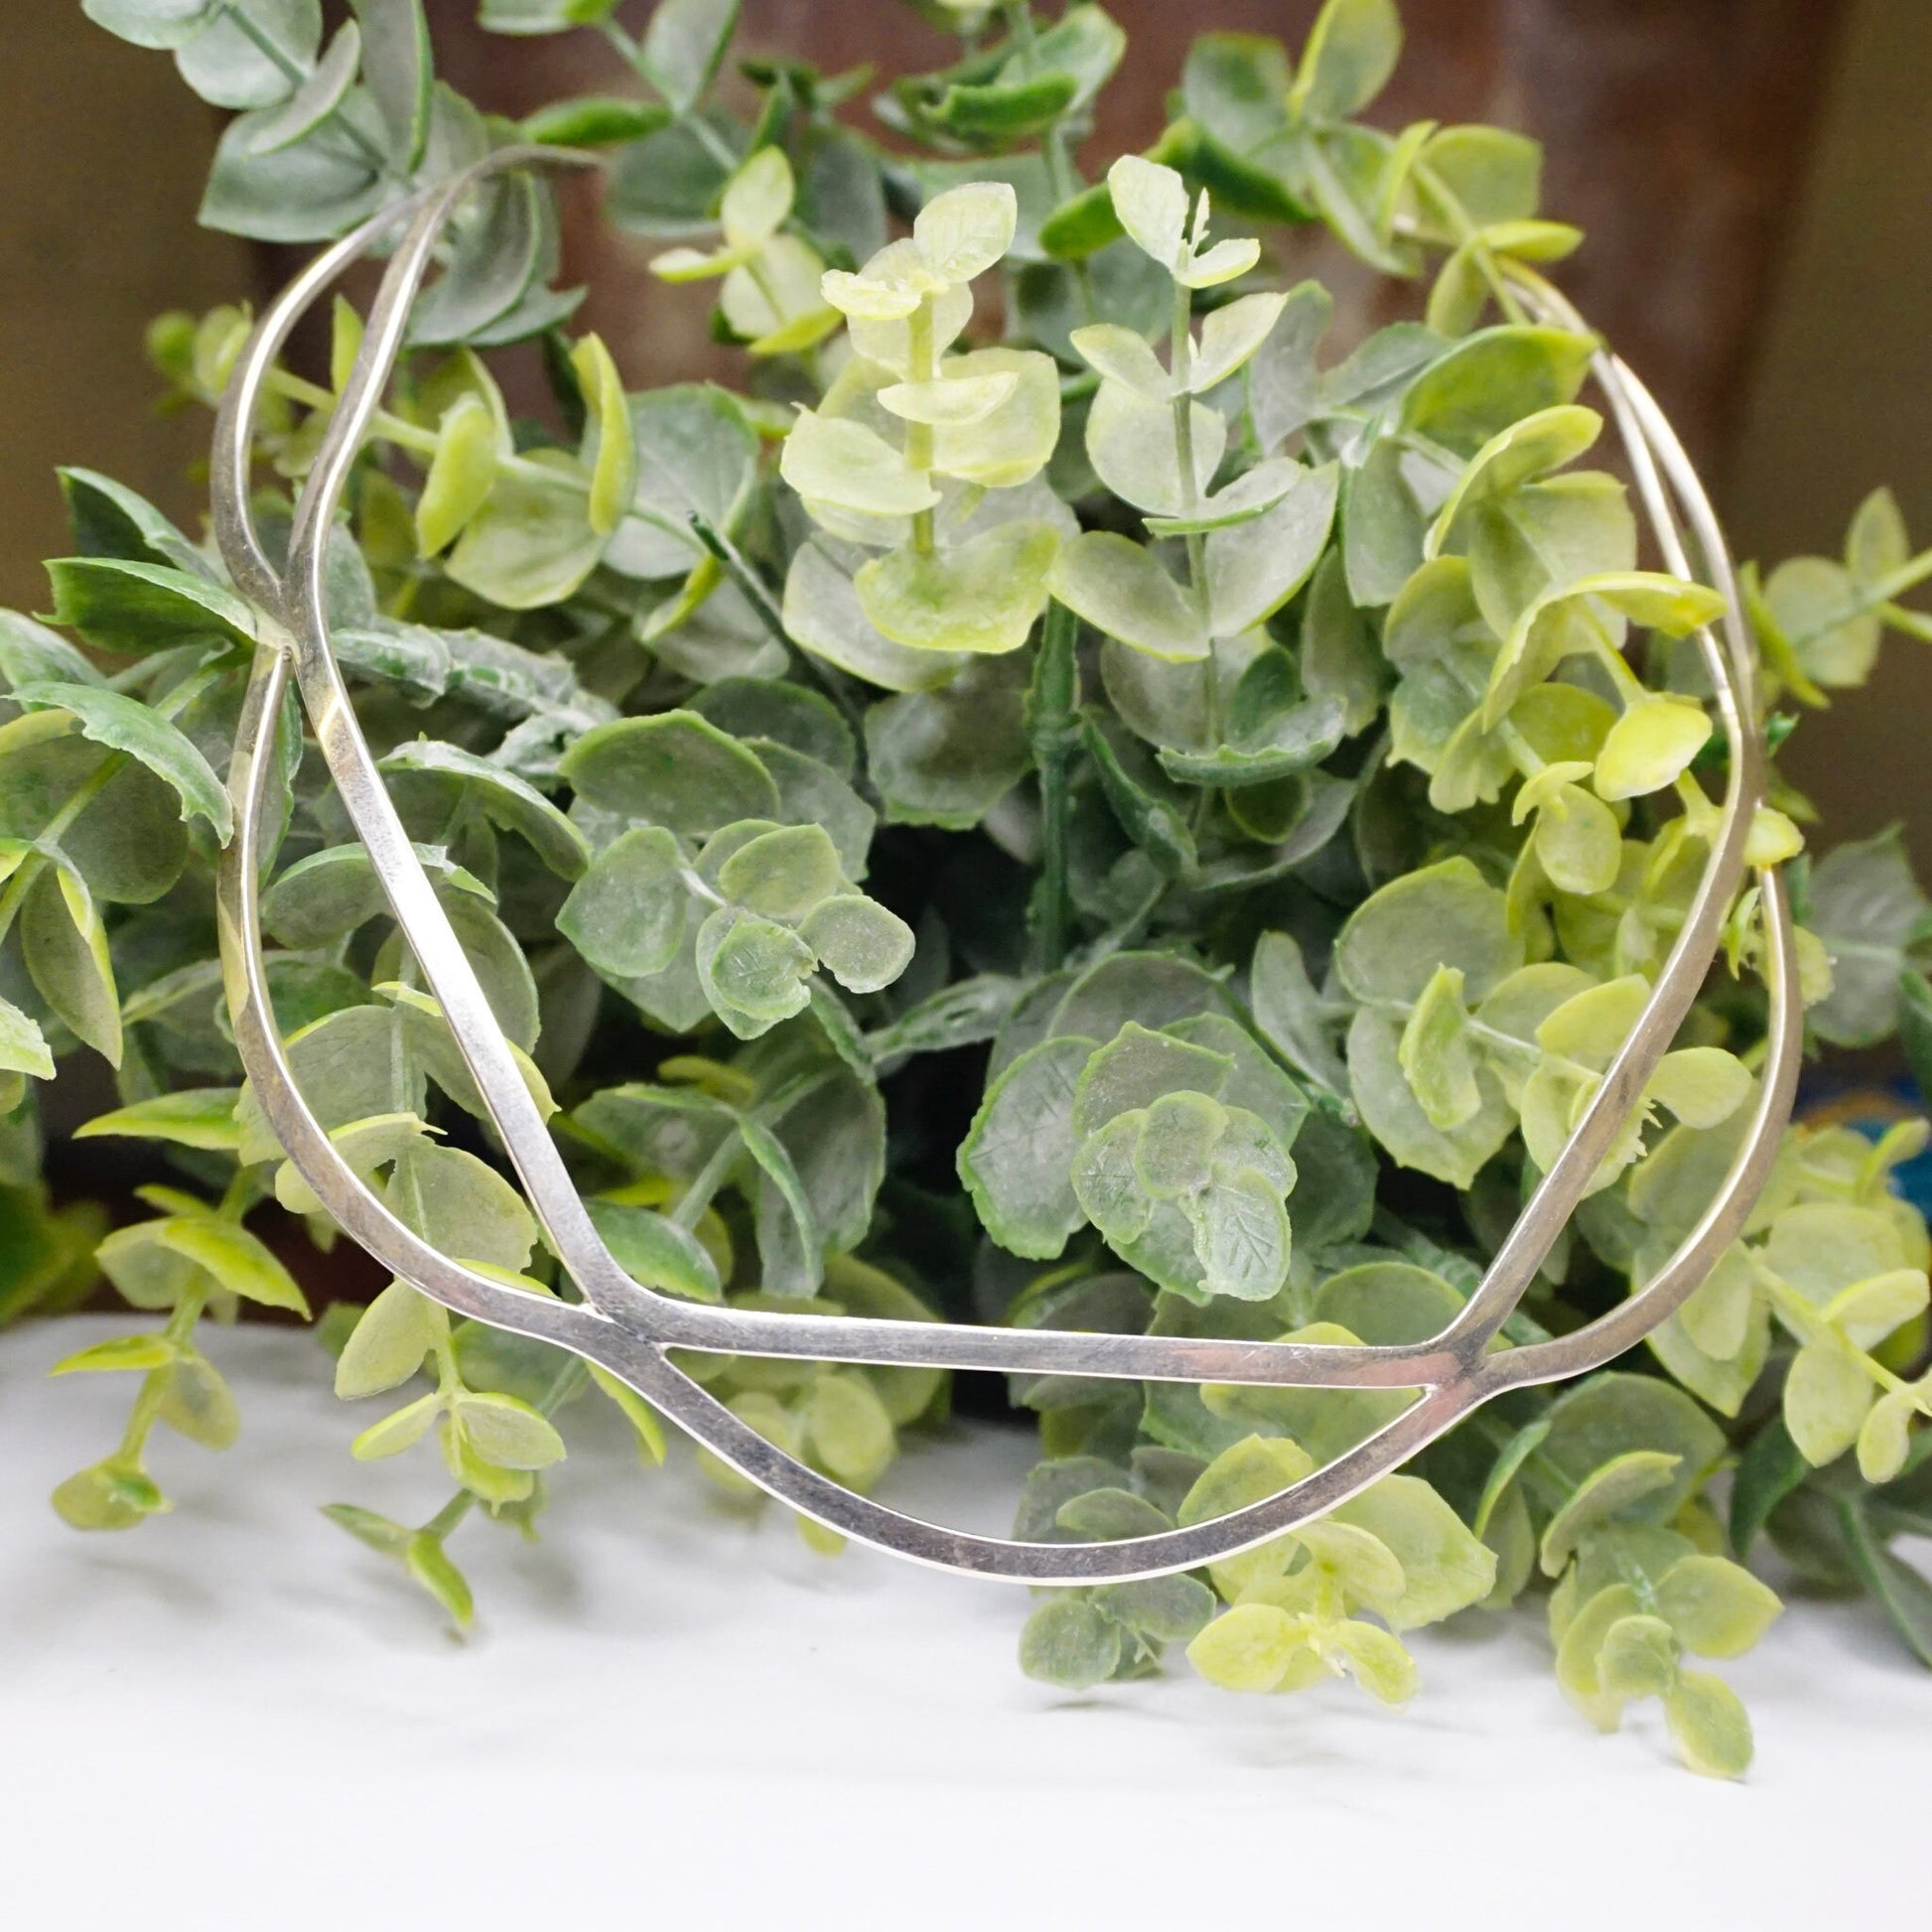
[209,149,1800,1581]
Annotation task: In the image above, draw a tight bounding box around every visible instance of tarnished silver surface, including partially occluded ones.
[210,150,1801,1582]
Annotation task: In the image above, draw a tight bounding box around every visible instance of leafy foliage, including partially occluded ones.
[19,0,1932,1776]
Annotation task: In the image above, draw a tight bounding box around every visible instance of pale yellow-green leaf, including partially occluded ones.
[878,370,1019,427]
[571,334,637,538]
[1049,530,1207,662]
[1783,1337,1875,1465]
[780,411,940,519]
[1185,1602,1306,1693]
[721,144,794,249]
[912,180,1019,284]
[1538,1449,1682,1576]
[1069,323,1173,401]
[929,348,1061,489]
[1664,1669,1753,1778]
[1086,378,1227,519]
[1594,695,1713,801]
[1190,291,1289,392]
[856,520,1059,655]
[415,391,502,555]
[1653,1554,1782,1659]
[1108,154,1190,270]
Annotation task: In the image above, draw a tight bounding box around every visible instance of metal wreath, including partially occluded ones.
[210,148,1802,1585]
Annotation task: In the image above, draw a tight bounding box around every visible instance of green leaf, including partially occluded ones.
[1186,1602,1305,1693]
[10,682,232,840]
[335,1281,442,1399]
[1085,379,1226,519]
[716,823,842,920]
[1249,931,1347,1096]
[799,895,916,995]
[1663,1670,1754,1779]
[415,392,502,555]
[76,1088,240,1152]
[696,905,815,1035]
[446,449,607,610]
[522,95,673,146]
[159,1351,240,1449]
[23,862,120,1067]
[585,1197,721,1303]
[52,1459,169,1531]
[1538,1449,1683,1576]
[158,1213,311,1315]
[638,0,740,114]
[381,739,590,881]
[865,655,1032,829]
[1806,827,1929,1046]
[1728,1416,1809,1559]
[0,996,55,1084]
[44,557,254,657]
[1020,1595,1124,1690]
[782,412,940,520]
[783,540,969,694]
[51,1332,179,1375]
[1398,326,1596,457]
[1784,1338,1875,1466]
[561,710,778,839]
[857,522,1059,656]
[557,826,689,980]
[403,1530,475,1630]
[1335,856,1522,1006]
[1050,532,1206,662]
[1291,0,1401,121]
[1652,1554,1782,1659]
[450,1390,567,1469]
[1204,463,1340,636]
[958,1034,1096,1258]
[589,1362,669,1463]
[1839,1501,1932,1668]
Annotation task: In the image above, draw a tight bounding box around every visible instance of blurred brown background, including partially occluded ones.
[5,0,1931,856]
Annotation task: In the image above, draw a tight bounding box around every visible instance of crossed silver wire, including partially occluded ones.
[207,150,1802,1582]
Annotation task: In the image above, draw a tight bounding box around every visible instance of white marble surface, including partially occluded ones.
[2,1314,1927,1929]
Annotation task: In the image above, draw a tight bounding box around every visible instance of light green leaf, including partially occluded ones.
[1086,379,1227,519]
[76,1087,239,1152]
[1020,1595,1123,1690]
[1539,1449,1683,1576]
[335,1281,443,1399]
[958,1034,1096,1258]
[449,1390,566,1469]
[1335,856,1523,1006]
[1653,1554,1782,1659]
[1291,0,1401,121]
[857,521,1059,655]
[1069,324,1173,401]
[1204,461,1339,636]
[695,906,815,1035]
[561,710,778,838]
[1186,1602,1306,1693]
[1107,154,1191,270]
[23,862,120,1067]
[1050,531,1206,662]
[1663,1670,1753,1779]
[446,450,606,611]
[1784,1338,1875,1466]
[51,1332,179,1375]
[1593,695,1713,801]
[799,895,916,995]
[912,180,1019,284]
[782,541,969,693]
[782,411,939,519]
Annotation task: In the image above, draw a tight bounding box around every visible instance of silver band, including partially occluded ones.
[209,150,1800,1583]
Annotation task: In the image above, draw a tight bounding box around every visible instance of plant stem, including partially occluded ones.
[906,297,938,556]
[1168,277,1220,743]
[1028,598,1081,971]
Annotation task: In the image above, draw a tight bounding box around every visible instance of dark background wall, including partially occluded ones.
[5,0,1929,855]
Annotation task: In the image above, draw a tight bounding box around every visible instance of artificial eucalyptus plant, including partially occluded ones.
[10,0,1932,1777]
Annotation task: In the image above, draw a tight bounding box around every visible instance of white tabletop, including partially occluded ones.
[3,1314,1926,1928]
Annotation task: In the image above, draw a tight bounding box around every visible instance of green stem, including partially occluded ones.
[905,296,938,556]
[116,1285,208,1466]
[1028,599,1081,971]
